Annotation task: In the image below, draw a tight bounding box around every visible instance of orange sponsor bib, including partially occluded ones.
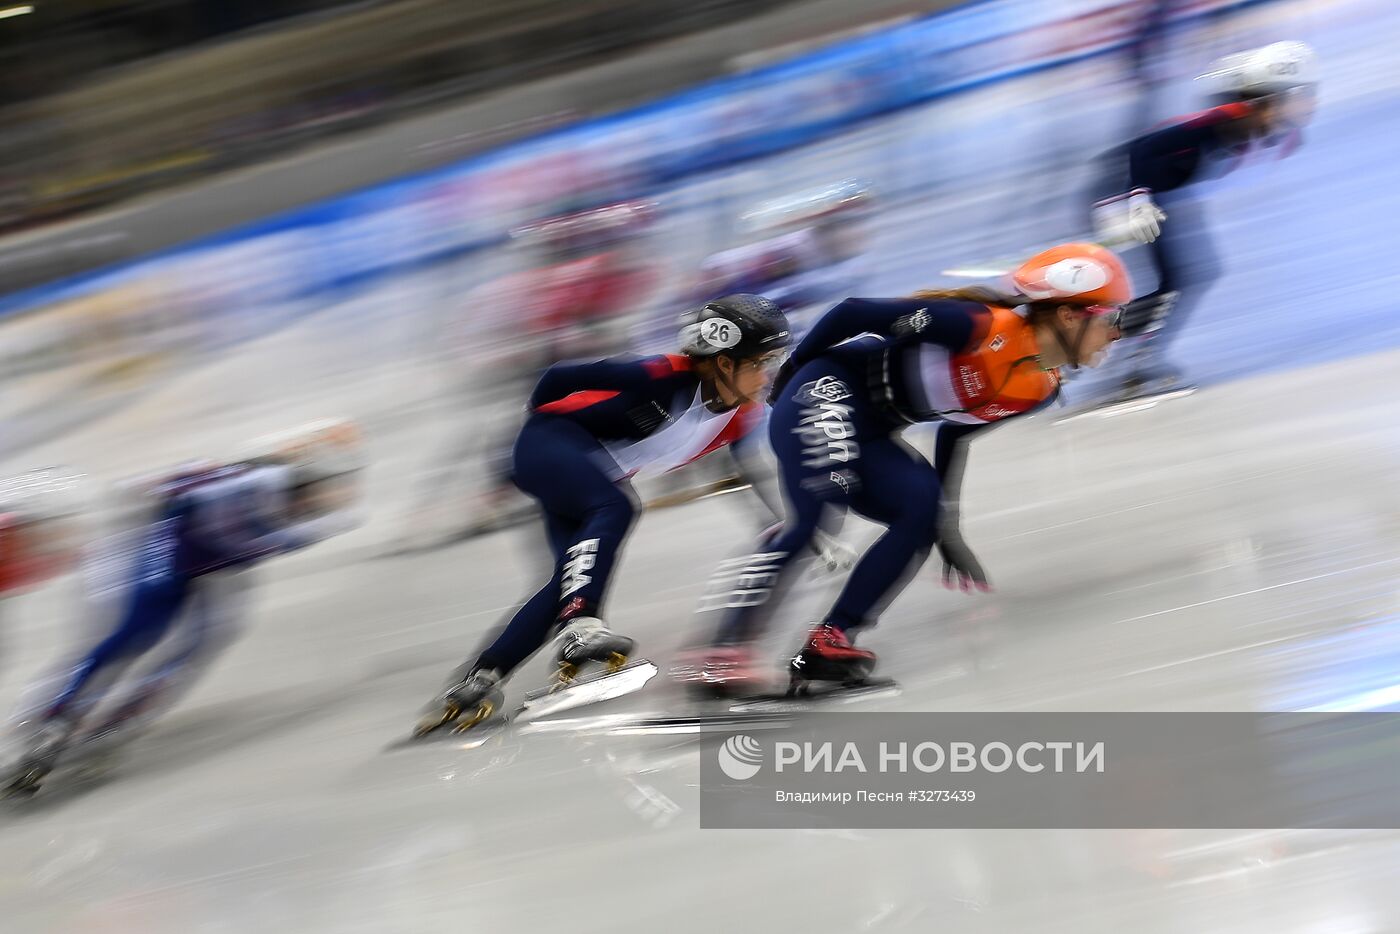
[947,307,1058,422]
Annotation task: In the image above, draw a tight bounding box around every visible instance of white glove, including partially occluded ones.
[1126,189,1166,243]
[1092,189,1166,245]
[811,529,857,573]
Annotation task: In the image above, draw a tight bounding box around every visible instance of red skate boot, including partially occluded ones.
[788,623,876,695]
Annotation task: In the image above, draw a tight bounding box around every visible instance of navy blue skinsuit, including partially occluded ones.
[475,353,757,675]
[713,298,1052,644]
[1091,101,1261,351]
[44,465,315,727]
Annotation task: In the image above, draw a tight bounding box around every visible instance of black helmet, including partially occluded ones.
[681,293,792,359]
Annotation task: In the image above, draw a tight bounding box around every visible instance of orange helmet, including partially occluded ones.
[1010,243,1132,307]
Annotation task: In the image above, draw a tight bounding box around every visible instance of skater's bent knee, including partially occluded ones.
[592,493,636,528]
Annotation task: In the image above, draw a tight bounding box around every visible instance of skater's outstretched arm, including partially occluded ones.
[787,298,976,369]
[932,421,984,500]
[932,384,1057,499]
[932,421,993,591]
[930,388,1056,592]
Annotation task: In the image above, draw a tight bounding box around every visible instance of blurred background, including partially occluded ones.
[2,0,1399,930]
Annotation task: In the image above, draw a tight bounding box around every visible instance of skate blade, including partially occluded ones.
[553,661,580,687]
[393,704,504,751]
[731,678,900,714]
[516,661,657,724]
[1054,386,1196,424]
[644,476,747,510]
[524,710,796,736]
[2,770,46,800]
[387,717,507,752]
[526,679,900,736]
[412,702,462,738]
[450,698,498,734]
[681,678,765,702]
[550,651,628,689]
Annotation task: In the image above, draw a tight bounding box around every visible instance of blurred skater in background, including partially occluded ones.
[1089,40,1317,397]
[3,420,364,797]
[0,470,84,674]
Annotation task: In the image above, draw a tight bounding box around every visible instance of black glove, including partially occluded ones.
[1120,291,1176,337]
[936,526,991,592]
[768,357,800,405]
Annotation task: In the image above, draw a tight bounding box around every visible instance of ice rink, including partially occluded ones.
[2,0,1400,930]
[3,344,1399,932]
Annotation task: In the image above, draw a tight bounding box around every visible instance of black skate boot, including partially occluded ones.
[1116,363,1194,402]
[788,623,877,695]
[1113,295,1196,401]
[3,716,77,799]
[414,667,505,737]
[553,617,635,684]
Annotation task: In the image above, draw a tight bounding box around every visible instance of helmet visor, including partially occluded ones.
[1080,304,1124,329]
[740,349,790,375]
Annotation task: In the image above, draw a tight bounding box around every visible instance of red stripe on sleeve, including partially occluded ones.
[1177,101,1253,130]
[535,390,620,414]
[642,354,693,378]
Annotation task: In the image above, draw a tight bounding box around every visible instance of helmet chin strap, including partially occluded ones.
[1051,316,1092,371]
[704,356,744,411]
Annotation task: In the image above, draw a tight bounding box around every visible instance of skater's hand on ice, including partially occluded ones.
[811,530,857,573]
[937,529,991,593]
